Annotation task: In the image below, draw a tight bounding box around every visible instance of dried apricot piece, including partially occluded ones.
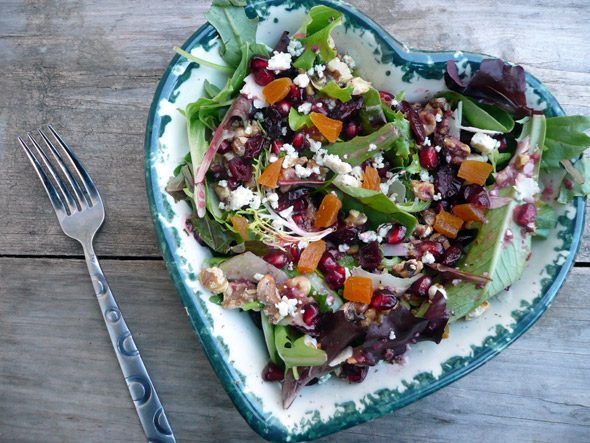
[457,160,493,186]
[314,193,342,228]
[298,240,326,273]
[453,203,486,222]
[230,216,249,241]
[262,77,293,105]
[433,210,464,238]
[343,276,374,304]
[309,112,343,143]
[257,157,284,189]
[361,166,381,192]
[442,324,450,339]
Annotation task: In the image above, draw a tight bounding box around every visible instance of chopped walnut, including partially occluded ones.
[442,136,470,165]
[213,183,230,201]
[434,117,450,146]
[231,136,248,156]
[199,267,228,294]
[465,300,491,320]
[257,275,282,321]
[426,97,450,112]
[429,232,451,250]
[282,276,312,298]
[414,223,433,239]
[222,280,257,309]
[418,110,437,136]
[344,209,368,227]
[516,154,530,169]
[410,180,435,201]
[391,259,423,278]
[421,208,437,226]
[234,121,260,138]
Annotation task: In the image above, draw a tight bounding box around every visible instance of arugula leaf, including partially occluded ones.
[209,295,223,305]
[534,203,555,239]
[288,107,312,131]
[557,157,590,203]
[405,153,423,175]
[438,91,514,133]
[446,114,546,321]
[316,80,353,102]
[359,88,386,134]
[542,116,590,169]
[325,123,401,166]
[336,185,417,234]
[190,214,241,254]
[274,326,327,369]
[204,1,262,67]
[293,7,343,70]
[261,312,279,365]
[381,105,414,158]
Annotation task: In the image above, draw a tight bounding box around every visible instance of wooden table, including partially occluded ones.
[1,0,589,441]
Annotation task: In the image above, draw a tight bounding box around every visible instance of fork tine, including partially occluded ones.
[18,136,68,218]
[38,127,89,208]
[47,125,101,205]
[26,132,78,213]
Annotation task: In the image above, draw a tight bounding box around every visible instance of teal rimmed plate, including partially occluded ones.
[144,1,585,441]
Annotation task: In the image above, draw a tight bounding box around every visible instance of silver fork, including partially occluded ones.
[19,126,176,443]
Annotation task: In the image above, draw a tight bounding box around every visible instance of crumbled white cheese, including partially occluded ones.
[388,330,397,340]
[466,154,489,162]
[218,180,228,188]
[269,154,278,163]
[228,186,255,210]
[470,131,499,154]
[342,54,356,69]
[333,174,361,187]
[423,137,431,146]
[295,164,313,178]
[378,224,391,239]
[307,137,323,153]
[513,173,541,202]
[218,202,226,210]
[421,251,435,264]
[368,143,377,151]
[419,170,433,182]
[323,154,352,174]
[338,244,350,253]
[297,102,312,115]
[380,183,390,195]
[329,346,353,367]
[298,241,309,250]
[435,145,442,152]
[372,152,385,169]
[253,273,264,281]
[254,111,264,120]
[359,230,378,243]
[433,193,442,201]
[314,64,325,78]
[303,334,318,348]
[435,113,442,123]
[348,77,372,95]
[287,39,304,57]
[265,191,279,209]
[326,57,353,85]
[293,73,310,88]
[276,296,298,318]
[250,195,261,210]
[240,73,269,108]
[267,51,292,72]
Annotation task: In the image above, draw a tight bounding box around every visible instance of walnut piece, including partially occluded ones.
[199,267,228,294]
[418,110,437,136]
[344,209,368,227]
[442,136,470,165]
[410,180,435,201]
[391,259,423,278]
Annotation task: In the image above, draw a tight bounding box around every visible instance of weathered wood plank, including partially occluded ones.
[0,257,588,442]
[0,0,588,258]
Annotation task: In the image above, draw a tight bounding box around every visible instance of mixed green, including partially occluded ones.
[166,1,590,408]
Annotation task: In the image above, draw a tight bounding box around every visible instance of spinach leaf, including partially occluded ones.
[204,1,262,67]
[203,79,221,98]
[316,80,353,102]
[274,325,327,369]
[190,214,241,254]
[213,43,266,103]
[293,7,343,70]
[397,198,431,213]
[325,123,401,166]
[542,116,590,169]
[359,89,386,134]
[446,114,546,321]
[261,312,279,365]
[209,295,223,305]
[534,203,555,239]
[337,185,417,234]
[185,112,209,179]
[438,91,514,133]
[173,46,234,73]
[288,107,312,131]
[557,157,590,203]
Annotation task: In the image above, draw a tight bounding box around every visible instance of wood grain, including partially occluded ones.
[0,0,589,441]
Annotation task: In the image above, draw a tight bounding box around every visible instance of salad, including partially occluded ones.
[166,1,590,408]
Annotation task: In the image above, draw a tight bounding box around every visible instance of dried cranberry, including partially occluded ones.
[401,100,426,145]
[276,188,310,212]
[454,228,478,247]
[433,200,448,214]
[341,364,368,383]
[344,121,360,140]
[263,250,290,269]
[513,203,537,230]
[291,130,305,150]
[379,91,395,106]
[463,184,490,209]
[228,157,252,181]
[262,106,284,139]
[253,68,274,86]
[328,221,365,244]
[419,146,440,171]
[217,139,232,154]
[358,241,383,272]
[416,241,445,262]
[227,177,240,190]
[332,96,363,121]
[386,224,407,244]
[434,164,462,199]
[243,134,266,159]
[324,266,346,289]
[262,362,284,382]
[370,288,397,310]
[302,303,321,327]
[564,178,574,190]
[271,140,282,155]
[407,275,432,298]
[275,100,292,117]
[442,245,463,266]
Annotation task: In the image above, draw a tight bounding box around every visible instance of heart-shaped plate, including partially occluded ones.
[144,0,585,440]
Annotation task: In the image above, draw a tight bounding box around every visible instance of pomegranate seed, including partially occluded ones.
[286,85,305,105]
[288,245,300,263]
[262,362,284,382]
[463,184,491,209]
[416,241,445,262]
[302,303,320,327]
[513,203,537,230]
[227,177,240,189]
[493,135,508,151]
[386,224,407,244]
[249,55,269,71]
[311,100,329,116]
[344,121,360,140]
[324,266,346,289]
[218,139,231,154]
[379,91,395,105]
[291,130,305,150]
[564,178,574,190]
[407,275,432,298]
[253,68,274,86]
[271,140,282,155]
[342,364,368,383]
[442,245,463,266]
[263,250,290,269]
[228,157,252,181]
[318,252,339,273]
[419,146,440,170]
[370,289,397,310]
[358,241,383,272]
[275,100,292,117]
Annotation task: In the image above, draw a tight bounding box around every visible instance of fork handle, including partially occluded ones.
[83,245,176,443]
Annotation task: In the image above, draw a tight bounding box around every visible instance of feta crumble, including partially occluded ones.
[435,113,442,123]
[264,191,279,209]
[267,51,292,72]
[323,154,352,174]
[276,296,298,318]
[228,186,255,210]
[333,174,361,187]
[429,284,447,299]
[368,143,377,151]
[513,173,541,202]
[471,131,499,154]
[342,54,356,69]
[338,244,350,253]
[218,180,228,188]
[348,77,372,95]
[287,39,304,57]
[293,73,310,88]
[240,74,269,108]
[326,57,353,85]
[253,273,264,281]
[359,230,378,243]
[389,330,397,340]
[297,102,312,115]
[421,251,435,264]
